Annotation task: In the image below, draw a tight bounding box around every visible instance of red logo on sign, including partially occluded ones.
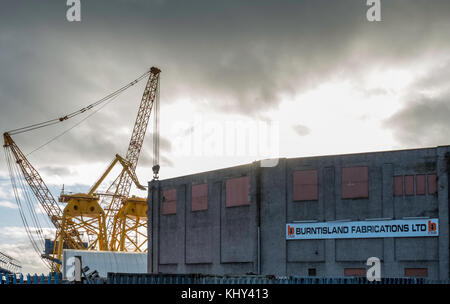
[428,220,437,232]
[287,225,295,236]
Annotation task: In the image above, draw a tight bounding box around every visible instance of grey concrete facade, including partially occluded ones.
[148,146,450,279]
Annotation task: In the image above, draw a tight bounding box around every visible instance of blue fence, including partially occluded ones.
[104,273,450,284]
[2,272,449,284]
[0,272,62,284]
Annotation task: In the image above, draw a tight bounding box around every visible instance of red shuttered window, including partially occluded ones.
[404,175,414,195]
[393,176,403,196]
[162,189,177,215]
[416,175,426,195]
[427,174,437,194]
[192,183,208,211]
[226,176,249,207]
[405,268,428,277]
[344,268,366,277]
[341,166,369,199]
[293,170,318,201]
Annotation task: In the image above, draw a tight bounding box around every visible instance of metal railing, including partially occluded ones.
[104,273,450,285]
[3,272,449,284]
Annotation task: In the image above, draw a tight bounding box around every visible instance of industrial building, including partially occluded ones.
[148,146,450,280]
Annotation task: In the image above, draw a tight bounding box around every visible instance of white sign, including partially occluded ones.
[286,218,438,240]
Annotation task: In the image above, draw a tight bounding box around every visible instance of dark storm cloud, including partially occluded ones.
[6,111,172,170]
[384,57,450,147]
[1,0,450,172]
[409,60,450,92]
[384,92,450,147]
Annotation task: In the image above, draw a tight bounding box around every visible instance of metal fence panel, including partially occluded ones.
[102,273,450,285]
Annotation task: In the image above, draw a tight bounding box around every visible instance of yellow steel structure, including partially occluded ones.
[54,153,147,268]
[56,193,107,261]
[115,196,148,252]
[106,66,160,252]
[3,67,161,271]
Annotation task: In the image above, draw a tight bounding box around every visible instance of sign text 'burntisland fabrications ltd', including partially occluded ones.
[286,218,438,240]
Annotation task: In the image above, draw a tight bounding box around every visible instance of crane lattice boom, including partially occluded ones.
[4,133,89,271]
[4,133,63,227]
[107,66,161,250]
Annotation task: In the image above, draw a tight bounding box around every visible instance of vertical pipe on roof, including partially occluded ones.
[254,161,262,275]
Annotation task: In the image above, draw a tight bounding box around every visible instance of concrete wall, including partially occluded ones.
[148,146,450,279]
[149,164,258,275]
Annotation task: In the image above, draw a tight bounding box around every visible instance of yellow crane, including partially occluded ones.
[4,132,88,271]
[104,66,160,252]
[3,67,161,271]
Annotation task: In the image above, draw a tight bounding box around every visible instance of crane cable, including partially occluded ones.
[25,91,122,157]
[6,69,151,136]
[4,148,52,269]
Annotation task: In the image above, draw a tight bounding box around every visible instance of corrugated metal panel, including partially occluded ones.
[226,176,249,207]
[344,268,366,277]
[404,175,414,195]
[416,175,426,195]
[405,268,428,277]
[192,183,208,211]
[427,174,437,194]
[341,167,369,199]
[162,189,177,214]
[293,170,318,201]
[393,176,403,196]
[62,250,147,279]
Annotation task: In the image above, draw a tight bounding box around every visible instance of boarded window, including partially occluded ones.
[226,176,249,207]
[405,268,428,277]
[393,176,403,196]
[192,183,208,211]
[344,268,366,277]
[404,175,414,195]
[341,166,369,199]
[293,170,318,201]
[416,175,426,195]
[162,189,177,215]
[428,174,437,194]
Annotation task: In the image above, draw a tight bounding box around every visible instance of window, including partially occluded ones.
[293,170,318,201]
[192,183,208,211]
[393,176,403,196]
[341,166,369,199]
[394,174,437,197]
[427,174,437,194]
[416,175,426,195]
[404,268,428,277]
[344,268,366,277]
[308,268,317,276]
[162,189,177,215]
[404,175,414,195]
[226,176,249,207]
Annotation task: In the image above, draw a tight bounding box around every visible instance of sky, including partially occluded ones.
[0,0,449,274]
